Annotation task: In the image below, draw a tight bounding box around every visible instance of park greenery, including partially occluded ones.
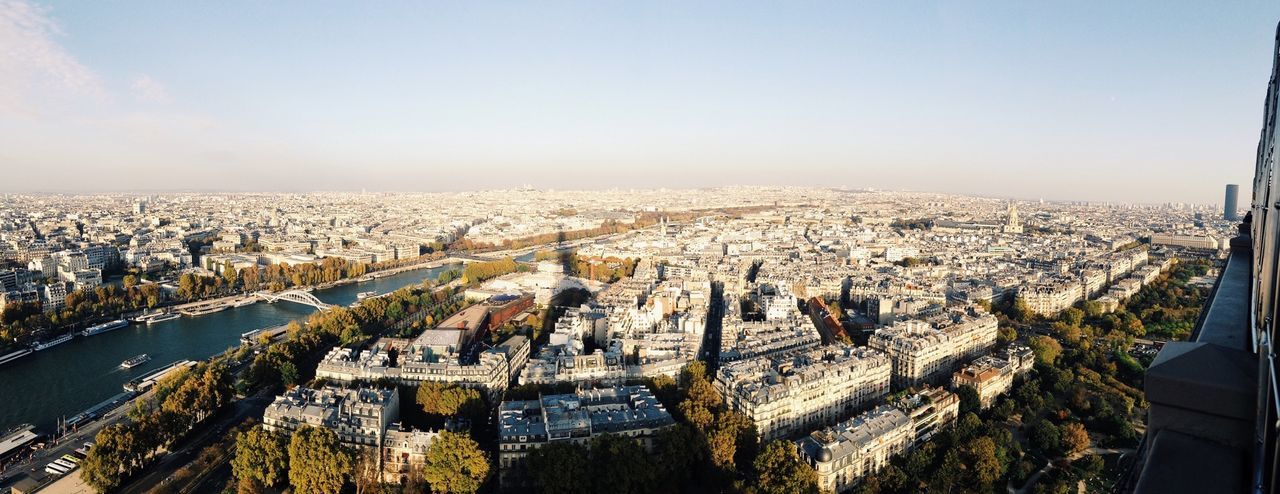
[230,424,489,494]
[532,249,640,282]
[247,281,469,391]
[855,258,1212,493]
[461,258,522,284]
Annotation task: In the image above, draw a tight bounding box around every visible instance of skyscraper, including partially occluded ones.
[1225,183,1239,221]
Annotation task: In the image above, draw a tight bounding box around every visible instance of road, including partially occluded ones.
[701,281,725,374]
[0,333,280,493]
[118,390,272,494]
[0,391,136,491]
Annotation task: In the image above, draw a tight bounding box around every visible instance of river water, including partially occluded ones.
[0,263,460,433]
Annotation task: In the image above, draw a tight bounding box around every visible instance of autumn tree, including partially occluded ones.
[423,431,490,494]
[1061,421,1090,456]
[81,424,142,492]
[966,436,1004,490]
[288,426,354,494]
[232,425,289,488]
[753,440,820,494]
[416,381,486,419]
[1029,335,1063,366]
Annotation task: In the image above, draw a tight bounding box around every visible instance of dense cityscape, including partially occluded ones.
[4,2,1280,494]
[0,185,1240,493]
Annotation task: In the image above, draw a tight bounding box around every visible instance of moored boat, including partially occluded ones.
[0,348,33,365]
[80,319,129,337]
[32,333,75,351]
[146,312,181,324]
[181,305,228,317]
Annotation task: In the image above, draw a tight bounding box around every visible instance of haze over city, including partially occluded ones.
[9,3,1280,494]
[2,0,1278,204]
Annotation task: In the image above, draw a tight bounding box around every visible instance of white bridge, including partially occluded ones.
[254,290,332,310]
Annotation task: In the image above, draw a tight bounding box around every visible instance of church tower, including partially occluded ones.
[1003,203,1023,234]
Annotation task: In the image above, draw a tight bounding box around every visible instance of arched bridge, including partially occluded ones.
[254,290,332,310]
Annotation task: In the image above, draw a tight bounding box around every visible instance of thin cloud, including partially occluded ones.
[131,74,170,103]
[0,0,105,115]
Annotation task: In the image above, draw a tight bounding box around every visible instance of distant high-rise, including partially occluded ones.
[1224,184,1239,221]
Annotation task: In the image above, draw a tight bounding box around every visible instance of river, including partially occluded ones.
[0,263,460,433]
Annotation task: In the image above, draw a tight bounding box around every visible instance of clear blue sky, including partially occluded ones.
[1,1,1277,204]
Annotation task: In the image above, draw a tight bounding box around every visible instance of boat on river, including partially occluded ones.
[120,354,151,369]
[33,333,75,351]
[81,319,129,337]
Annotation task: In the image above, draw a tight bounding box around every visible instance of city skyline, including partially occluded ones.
[2,1,1278,204]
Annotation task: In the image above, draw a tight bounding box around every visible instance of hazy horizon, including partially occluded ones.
[2,1,1278,205]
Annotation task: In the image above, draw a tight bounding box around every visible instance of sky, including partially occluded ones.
[0,1,1278,204]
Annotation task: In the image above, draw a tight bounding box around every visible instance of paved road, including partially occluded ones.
[0,392,136,490]
[701,281,725,374]
[118,390,272,494]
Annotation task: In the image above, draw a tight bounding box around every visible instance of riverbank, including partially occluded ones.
[0,262,462,434]
[2,257,470,362]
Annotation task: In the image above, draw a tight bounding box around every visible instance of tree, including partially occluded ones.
[416,382,485,419]
[589,434,660,494]
[279,361,299,387]
[681,360,708,388]
[957,385,981,414]
[288,426,354,494]
[932,449,964,492]
[123,274,139,289]
[232,425,288,488]
[1060,307,1084,327]
[237,477,265,494]
[224,262,239,287]
[754,440,820,494]
[525,441,591,494]
[423,431,489,494]
[1028,335,1063,366]
[1029,419,1062,456]
[654,423,706,488]
[967,436,1004,489]
[1061,422,1090,456]
[81,424,136,492]
[1082,300,1104,318]
[998,324,1018,345]
[178,273,197,301]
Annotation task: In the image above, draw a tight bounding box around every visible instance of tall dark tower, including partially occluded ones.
[1224,183,1239,220]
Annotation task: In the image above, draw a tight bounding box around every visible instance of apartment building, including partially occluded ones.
[797,387,960,493]
[868,307,998,390]
[951,344,1035,409]
[716,345,891,442]
[262,385,399,448]
[497,385,675,486]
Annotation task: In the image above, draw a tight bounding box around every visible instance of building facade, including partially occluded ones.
[262,385,400,448]
[868,307,998,390]
[797,387,960,493]
[716,345,892,442]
